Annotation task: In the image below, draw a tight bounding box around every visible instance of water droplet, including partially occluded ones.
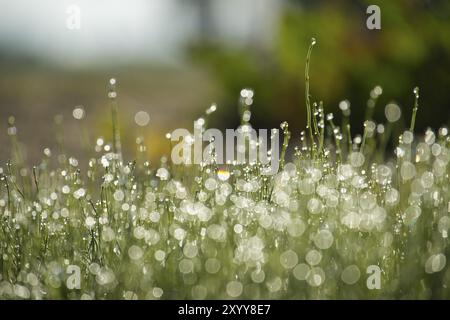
[205,258,221,274]
[128,245,143,260]
[307,198,323,214]
[293,263,310,281]
[401,161,416,180]
[155,250,166,261]
[179,259,194,274]
[134,111,150,127]
[85,216,95,228]
[251,269,265,283]
[306,267,325,287]
[425,254,446,273]
[314,229,334,250]
[385,103,401,122]
[306,249,322,266]
[217,169,231,181]
[72,106,85,120]
[113,190,125,202]
[280,250,298,269]
[183,243,198,258]
[341,265,361,284]
[226,281,243,297]
[413,87,419,99]
[349,152,365,168]
[156,168,170,180]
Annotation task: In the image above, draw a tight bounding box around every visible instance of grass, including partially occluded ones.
[1,40,450,299]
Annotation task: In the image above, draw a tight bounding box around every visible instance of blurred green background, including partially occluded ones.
[1,0,449,164]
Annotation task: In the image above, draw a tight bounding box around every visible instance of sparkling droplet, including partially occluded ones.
[226,281,243,297]
[341,265,361,284]
[280,250,298,269]
[134,111,150,127]
[72,106,85,120]
[384,103,401,123]
[313,229,334,250]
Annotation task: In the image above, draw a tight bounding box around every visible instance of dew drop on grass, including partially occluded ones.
[226,281,243,298]
[341,212,361,229]
[425,130,435,145]
[156,168,170,180]
[134,111,150,127]
[26,273,39,286]
[287,218,306,237]
[298,178,315,195]
[360,192,376,210]
[152,287,163,299]
[62,185,70,194]
[179,259,194,274]
[385,103,401,122]
[128,245,143,260]
[72,106,85,120]
[204,178,217,191]
[96,267,116,285]
[438,216,450,237]
[233,224,243,234]
[293,263,310,281]
[432,143,441,156]
[425,254,446,273]
[74,188,86,199]
[155,250,166,261]
[14,285,30,299]
[376,165,392,185]
[280,250,298,269]
[421,171,434,189]
[306,267,325,287]
[313,229,334,250]
[191,285,207,300]
[205,258,221,274]
[339,100,350,111]
[102,226,115,242]
[183,243,198,258]
[307,198,323,214]
[306,249,322,266]
[266,277,282,293]
[85,216,96,228]
[402,131,414,144]
[385,188,399,206]
[133,226,146,239]
[377,123,385,134]
[89,263,100,275]
[251,269,265,283]
[309,168,322,182]
[403,206,421,226]
[401,161,416,180]
[113,190,125,202]
[337,164,353,180]
[341,265,361,284]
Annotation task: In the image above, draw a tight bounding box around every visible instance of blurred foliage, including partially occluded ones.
[189,0,450,136]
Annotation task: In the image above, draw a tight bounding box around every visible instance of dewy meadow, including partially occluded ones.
[1,39,450,299]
